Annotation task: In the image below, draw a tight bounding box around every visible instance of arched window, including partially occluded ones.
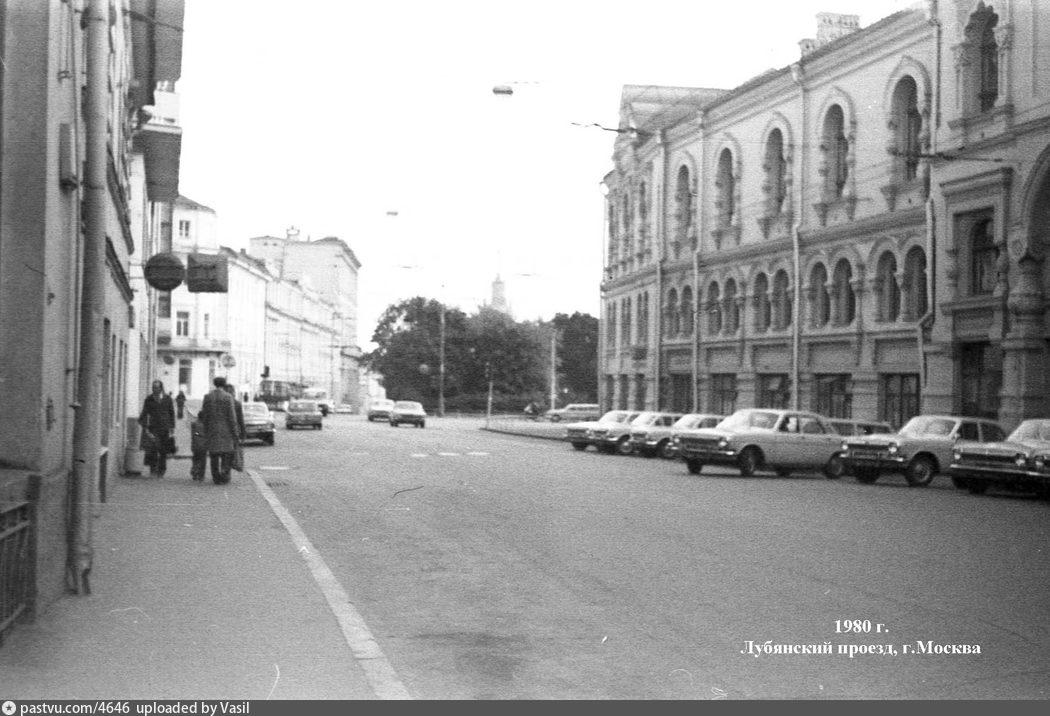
[902,247,928,321]
[680,286,694,335]
[724,279,739,333]
[706,283,722,335]
[716,148,735,227]
[764,129,787,217]
[674,166,693,250]
[665,288,679,337]
[977,9,999,112]
[875,251,900,322]
[891,77,922,182]
[832,259,856,326]
[822,105,849,199]
[809,263,830,327]
[772,270,792,329]
[753,274,771,332]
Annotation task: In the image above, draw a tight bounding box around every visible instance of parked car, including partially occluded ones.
[390,400,427,428]
[589,411,644,454]
[947,418,1050,498]
[841,414,1007,486]
[367,399,395,422]
[628,411,686,458]
[828,418,894,437]
[285,400,323,430]
[666,413,725,458]
[563,410,639,451]
[675,408,845,478]
[544,403,601,423]
[242,401,276,445]
[333,403,354,414]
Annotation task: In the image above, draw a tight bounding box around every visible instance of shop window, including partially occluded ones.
[880,373,920,429]
[757,373,791,409]
[710,374,737,416]
[814,374,852,419]
[960,343,1001,419]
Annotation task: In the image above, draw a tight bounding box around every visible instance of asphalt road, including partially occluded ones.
[248,414,1050,699]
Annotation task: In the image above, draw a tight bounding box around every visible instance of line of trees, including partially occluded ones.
[364,297,598,414]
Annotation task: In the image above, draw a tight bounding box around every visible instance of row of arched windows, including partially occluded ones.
[644,247,929,339]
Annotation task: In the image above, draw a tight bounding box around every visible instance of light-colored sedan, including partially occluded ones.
[564,410,639,451]
[675,408,845,478]
[842,414,1007,486]
[947,419,1050,498]
[627,411,686,458]
[390,400,426,428]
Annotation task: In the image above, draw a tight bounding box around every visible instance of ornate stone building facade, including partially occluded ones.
[600,2,1050,431]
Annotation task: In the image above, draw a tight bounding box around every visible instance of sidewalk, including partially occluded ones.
[481,416,567,442]
[0,412,377,700]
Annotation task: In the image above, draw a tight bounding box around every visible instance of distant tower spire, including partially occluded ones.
[491,273,508,313]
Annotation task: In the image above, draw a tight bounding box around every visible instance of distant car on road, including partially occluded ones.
[545,403,601,423]
[841,414,1007,486]
[947,418,1050,498]
[390,400,427,428]
[285,400,323,430]
[590,411,649,455]
[367,399,395,422]
[676,408,845,478]
[563,410,639,451]
[242,401,276,445]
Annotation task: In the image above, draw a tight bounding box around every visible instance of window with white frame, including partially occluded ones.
[178,219,191,239]
[176,310,190,337]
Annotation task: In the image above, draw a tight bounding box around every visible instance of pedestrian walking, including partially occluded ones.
[200,376,240,484]
[138,379,176,477]
[175,389,186,419]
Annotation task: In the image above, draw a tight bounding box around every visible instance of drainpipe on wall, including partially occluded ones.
[69,0,108,595]
[917,5,941,389]
[692,247,700,412]
[791,61,807,413]
[653,130,665,410]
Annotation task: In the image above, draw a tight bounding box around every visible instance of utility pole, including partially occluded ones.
[549,328,557,410]
[438,304,445,417]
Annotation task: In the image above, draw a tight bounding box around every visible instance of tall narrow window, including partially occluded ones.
[764,129,786,217]
[902,247,928,321]
[892,77,921,181]
[881,373,920,428]
[607,303,617,348]
[203,313,210,339]
[757,374,790,409]
[621,297,632,345]
[710,374,738,416]
[707,283,722,335]
[823,105,849,199]
[723,279,739,333]
[178,219,191,239]
[809,263,830,327]
[637,292,649,343]
[875,252,900,322]
[665,288,679,337]
[680,286,694,335]
[814,374,852,419]
[716,149,735,227]
[176,310,190,337]
[674,166,693,251]
[772,270,792,329]
[753,274,771,332]
[158,292,171,319]
[978,11,999,111]
[832,259,855,325]
[970,217,998,295]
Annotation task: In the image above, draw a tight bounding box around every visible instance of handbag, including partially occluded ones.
[232,443,244,472]
[165,435,177,455]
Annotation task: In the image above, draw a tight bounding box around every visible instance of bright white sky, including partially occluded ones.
[177,0,912,350]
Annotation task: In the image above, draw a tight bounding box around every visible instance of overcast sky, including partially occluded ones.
[176,0,912,349]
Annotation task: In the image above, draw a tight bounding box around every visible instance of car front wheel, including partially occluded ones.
[685,459,704,475]
[390,421,398,428]
[905,456,936,487]
[616,436,633,456]
[855,468,879,484]
[824,454,846,480]
[571,442,588,451]
[549,415,561,423]
[657,440,675,460]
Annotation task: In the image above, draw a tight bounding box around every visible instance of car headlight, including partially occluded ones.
[887,442,899,455]
[717,437,729,449]
[1035,455,1050,471]
[1015,453,1029,468]
[671,436,680,446]
[841,441,849,453]
[952,449,962,463]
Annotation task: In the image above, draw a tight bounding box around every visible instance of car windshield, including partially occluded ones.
[631,412,659,426]
[1008,420,1050,442]
[598,411,632,424]
[899,416,955,437]
[717,410,779,431]
[394,401,422,410]
[288,401,318,413]
[244,404,269,416]
[675,414,719,430]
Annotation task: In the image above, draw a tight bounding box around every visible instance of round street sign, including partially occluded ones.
[220,354,236,368]
[144,253,185,291]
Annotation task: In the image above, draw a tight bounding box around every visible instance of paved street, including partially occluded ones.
[242,415,1050,699]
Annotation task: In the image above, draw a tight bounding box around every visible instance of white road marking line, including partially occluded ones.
[437,452,459,456]
[249,470,412,700]
[410,453,427,458]
[465,451,489,456]
[259,466,291,471]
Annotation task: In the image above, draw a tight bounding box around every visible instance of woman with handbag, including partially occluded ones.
[139,379,176,477]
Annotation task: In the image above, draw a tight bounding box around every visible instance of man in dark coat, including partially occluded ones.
[175,390,186,419]
[139,379,176,477]
[200,376,240,484]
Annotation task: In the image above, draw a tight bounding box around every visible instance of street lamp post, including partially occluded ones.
[438,304,445,417]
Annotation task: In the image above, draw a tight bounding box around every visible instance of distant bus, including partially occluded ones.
[257,379,300,412]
